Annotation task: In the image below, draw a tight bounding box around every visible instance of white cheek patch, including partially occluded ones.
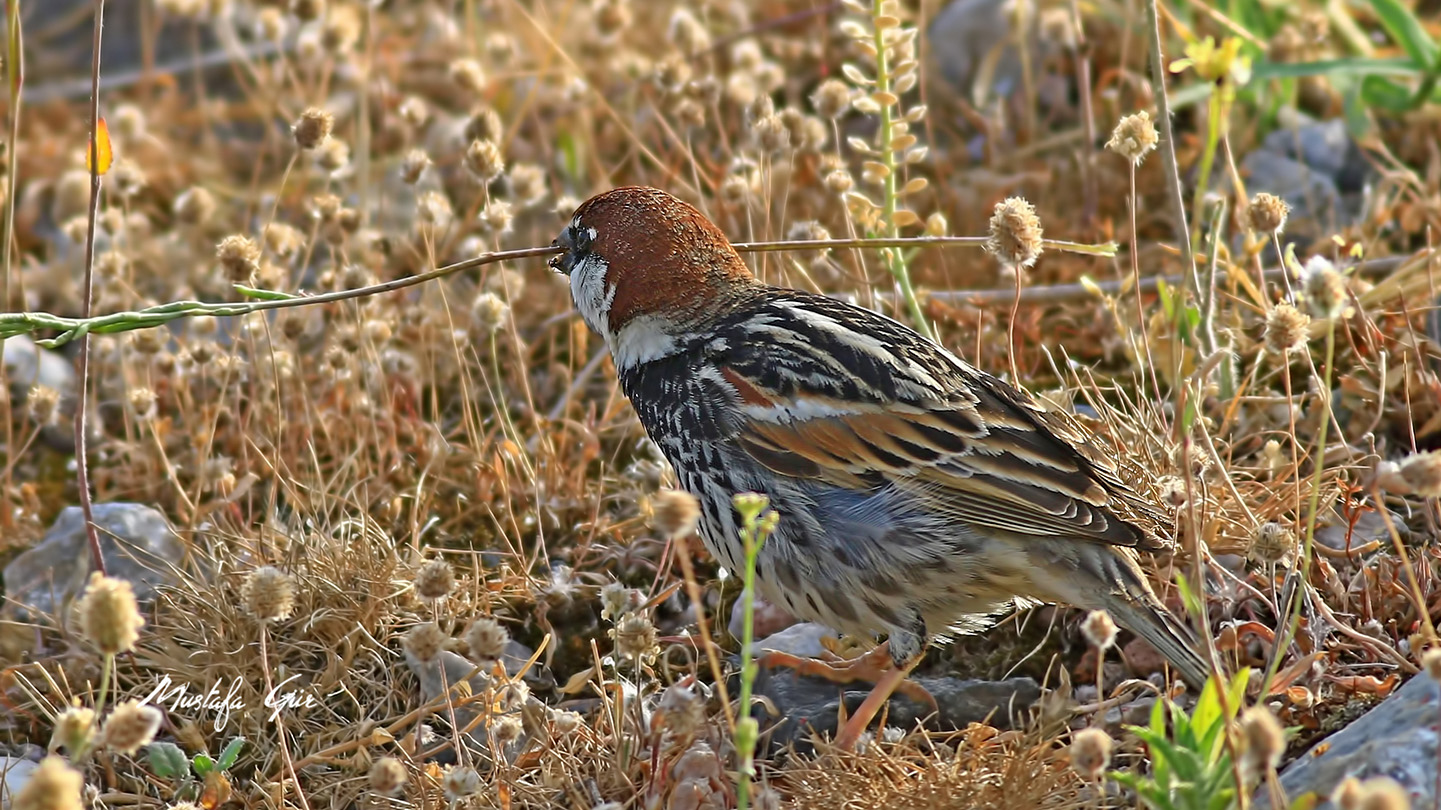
[569,254,616,337]
[613,315,680,371]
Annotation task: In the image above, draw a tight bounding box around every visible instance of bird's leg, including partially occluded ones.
[757,641,936,727]
[832,653,923,750]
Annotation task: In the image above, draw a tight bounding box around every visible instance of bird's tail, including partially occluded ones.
[1108,595,1213,689]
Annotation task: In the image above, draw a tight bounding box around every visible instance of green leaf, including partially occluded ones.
[234,285,298,301]
[1251,56,1420,81]
[147,742,189,779]
[216,737,246,771]
[1360,75,1423,110]
[191,752,214,777]
[1366,0,1438,68]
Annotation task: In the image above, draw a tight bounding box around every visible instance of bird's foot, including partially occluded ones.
[757,642,936,749]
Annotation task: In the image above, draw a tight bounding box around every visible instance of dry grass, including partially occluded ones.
[0,0,1438,808]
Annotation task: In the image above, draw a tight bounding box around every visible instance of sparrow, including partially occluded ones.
[551,186,1210,746]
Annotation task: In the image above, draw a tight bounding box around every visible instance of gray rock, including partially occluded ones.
[927,0,1034,103]
[3,503,185,619]
[1,757,41,810]
[3,335,78,449]
[1262,673,1435,809]
[1261,118,1367,192]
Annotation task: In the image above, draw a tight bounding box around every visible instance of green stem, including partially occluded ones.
[869,1,932,341]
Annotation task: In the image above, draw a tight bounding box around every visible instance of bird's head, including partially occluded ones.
[550,187,758,370]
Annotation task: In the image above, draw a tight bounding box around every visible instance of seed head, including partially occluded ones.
[654,682,705,739]
[101,701,163,754]
[441,766,480,802]
[1264,302,1310,356]
[652,489,701,540]
[464,616,510,663]
[1069,727,1113,780]
[414,559,455,601]
[825,168,854,194]
[600,582,643,622]
[471,292,510,335]
[1105,111,1159,165]
[14,756,84,810]
[478,199,515,235]
[667,8,711,53]
[50,706,96,754]
[610,612,658,663]
[1397,451,1441,498]
[321,6,360,53]
[508,163,547,208]
[811,78,853,120]
[256,7,288,42]
[128,387,158,421]
[1301,256,1347,319]
[79,573,144,655]
[292,107,334,151]
[241,565,295,621]
[400,149,430,185]
[368,757,407,796]
[1158,475,1188,508]
[173,187,217,225]
[402,622,446,664]
[552,709,584,734]
[1081,610,1117,650]
[464,106,504,144]
[593,0,632,37]
[986,197,1044,269]
[1333,778,1365,810]
[1239,706,1285,777]
[1248,192,1289,235]
[1356,778,1410,810]
[1248,522,1296,565]
[290,0,323,22]
[314,138,350,175]
[464,139,504,183]
[217,235,261,282]
[493,714,524,746]
[27,385,61,427]
[449,59,487,95]
[415,191,453,232]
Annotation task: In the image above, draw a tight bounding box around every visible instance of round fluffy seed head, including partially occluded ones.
[599,582,643,622]
[667,8,711,53]
[368,757,407,795]
[610,612,658,663]
[26,385,60,427]
[824,168,854,194]
[290,0,323,21]
[465,616,510,662]
[479,199,515,235]
[470,292,510,335]
[1264,302,1310,356]
[1301,256,1347,319]
[14,756,84,810]
[101,701,162,755]
[400,149,430,185]
[1248,192,1289,234]
[464,139,504,183]
[751,113,790,154]
[441,766,480,802]
[216,235,261,282]
[415,190,453,231]
[492,714,524,746]
[50,706,96,754]
[1239,706,1285,774]
[1158,475,1188,508]
[1081,610,1117,650]
[174,186,217,225]
[986,197,1044,269]
[811,78,852,119]
[552,708,584,734]
[1105,111,1159,165]
[1069,727,1113,780]
[1398,451,1441,498]
[1248,522,1297,565]
[449,59,487,95]
[655,682,705,739]
[402,622,446,664]
[79,573,144,655]
[314,138,350,174]
[292,107,334,150]
[652,489,700,540]
[1332,778,1364,810]
[509,163,548,208]
[241,565,295,621]
[464,106,504,144]
[414,559,455,601]
[1356,778,1410,810]
[1422,648,1441,682]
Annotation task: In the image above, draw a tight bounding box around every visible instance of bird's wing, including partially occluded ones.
[708,293,1172,550]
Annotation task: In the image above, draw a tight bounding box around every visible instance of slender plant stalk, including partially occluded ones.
[1142,0,1199,296]
[733,495,776,810]
[869,0,932,341]
[1,0,22,516]
[75,0,108,576]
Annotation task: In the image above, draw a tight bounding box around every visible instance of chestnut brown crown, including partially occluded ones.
[551,187,759,344]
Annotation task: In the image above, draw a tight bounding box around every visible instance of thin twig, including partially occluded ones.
[75,0,107,576]
[1143,0,1199,295]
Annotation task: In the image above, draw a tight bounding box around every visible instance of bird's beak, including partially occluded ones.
[548,233,573,276]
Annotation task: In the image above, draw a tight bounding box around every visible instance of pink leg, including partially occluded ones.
[832,658,920,751]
